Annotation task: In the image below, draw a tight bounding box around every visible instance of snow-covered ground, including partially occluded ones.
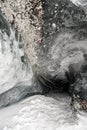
[0,93,87,130]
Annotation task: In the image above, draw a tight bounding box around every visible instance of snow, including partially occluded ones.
[0,94,87,130]
[0,3,87,130]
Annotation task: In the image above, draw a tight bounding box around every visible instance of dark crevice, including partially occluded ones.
[36,73,71,95]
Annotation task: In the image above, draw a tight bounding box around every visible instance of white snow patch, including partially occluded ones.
[70,0,87,7]
[0,94,87,130]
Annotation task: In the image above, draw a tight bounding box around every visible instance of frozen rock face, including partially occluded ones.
[1,0,87,110]
[40,0,87,86]
[0,28,33,95]
[38,0,87,109]
[0,11,45,108]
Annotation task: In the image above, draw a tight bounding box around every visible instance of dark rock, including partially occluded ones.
[0,11,10,36]
[37,0,87,107]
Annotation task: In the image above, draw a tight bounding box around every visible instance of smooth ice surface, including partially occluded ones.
[0,93,87,130]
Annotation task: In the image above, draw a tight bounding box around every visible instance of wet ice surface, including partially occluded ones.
[0,93,87,130]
